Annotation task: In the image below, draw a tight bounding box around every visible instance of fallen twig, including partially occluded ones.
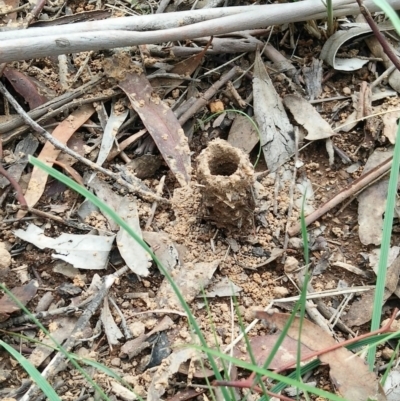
[178,66,240,125]
[357,0,400,72]
[0,164,26,207]
[0,75,104,136]
[214,308,398,393]
[145,175,166,230]
[1,0,399,62]
[0,81,168,204]
[19,266,129,401]
[287,155,393,236]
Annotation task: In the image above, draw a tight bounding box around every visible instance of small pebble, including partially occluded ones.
[342,87,352,95]
[111,357,121,367]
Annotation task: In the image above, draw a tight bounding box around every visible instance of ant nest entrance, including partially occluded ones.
[197,139,256,232]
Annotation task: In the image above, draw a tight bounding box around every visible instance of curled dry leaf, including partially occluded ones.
[320,26,373,71]
[256,311,386,401]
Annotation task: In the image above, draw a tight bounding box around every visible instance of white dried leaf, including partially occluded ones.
[14,224,114,269]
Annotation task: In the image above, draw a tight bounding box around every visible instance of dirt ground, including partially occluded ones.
[0,0,399,400]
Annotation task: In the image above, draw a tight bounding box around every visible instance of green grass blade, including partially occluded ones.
[29,156,229,399]
[0,340,62,401]
[373,0,400,34]
[367,123,400,369]
[191,344,347,401]
[0,284,111,400]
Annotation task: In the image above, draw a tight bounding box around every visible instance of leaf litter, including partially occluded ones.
[2,1,400,400]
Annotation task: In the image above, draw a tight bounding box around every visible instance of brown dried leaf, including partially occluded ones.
[151,38,212,95]
[256,311,386,401]
[19,104,95,214]
[49,159,84,186]
[0,280,39,322]
[119,70,191,186]
[234,334,313,371]
[3,67,48,109]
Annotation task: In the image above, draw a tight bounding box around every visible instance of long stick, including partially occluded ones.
[287,155,393,236]
[1,0,400,63]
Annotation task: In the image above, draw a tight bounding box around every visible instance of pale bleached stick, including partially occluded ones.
[1,0,399,63]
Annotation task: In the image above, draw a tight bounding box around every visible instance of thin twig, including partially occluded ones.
[0,81,167,204]
[0,164,27,207]
[145,175,166,230]
[356,0,400,72]
[214,308,398,392]
[19,266,129,401]
[2,0,396,63]
[178,66,240,125]
[287,155,393,236]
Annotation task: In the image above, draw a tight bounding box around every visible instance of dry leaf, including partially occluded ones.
[234,334,313,371]
[142,231,180,273]
[253,51,295,171]
[117,67,191,186]
[283,94,335,140]
[358,148,393,246]
[96,98,129,167]
[19,104,95,215]
[0,280,39,322]
[157,260,219,311]
[101,297,123,346]
[116,197,151,277]
[3,67,48,109]
[256,311,386,401]
[14,224,114,270]
[227,114,259,154]
[151,38,211,96]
